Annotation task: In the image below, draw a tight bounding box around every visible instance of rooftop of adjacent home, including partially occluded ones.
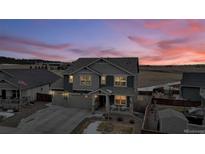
[158,108,188,121]
[0,69,60,90]
[181,72,205,88]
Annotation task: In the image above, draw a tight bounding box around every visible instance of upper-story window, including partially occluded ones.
[80,75,92,86]
[69,75,73,83]
[114,76,127,87]
[101,76,106,85]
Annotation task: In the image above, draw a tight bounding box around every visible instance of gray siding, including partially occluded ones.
[181,86,201,101]
[0,80,17,90]
[64,75,73,92]
[110,95,114,105]
[106,76,114,87]
[72,69,99,91]
[127,76,134,88]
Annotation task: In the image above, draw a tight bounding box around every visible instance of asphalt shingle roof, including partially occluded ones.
[0,69,60,90]
[100,86,136,96]
[65,57,139,75]
[158,109,188,121]
[181,72,205,88]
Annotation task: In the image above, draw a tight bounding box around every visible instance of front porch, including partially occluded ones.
[89,89,135,114]
[0,89,28,111]
[0,89,20,100]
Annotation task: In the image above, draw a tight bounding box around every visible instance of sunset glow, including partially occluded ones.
[1,19,205,65]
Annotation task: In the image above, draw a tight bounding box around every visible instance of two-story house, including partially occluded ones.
[51,57,139,113]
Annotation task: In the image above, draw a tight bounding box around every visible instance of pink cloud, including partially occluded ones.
[128,34,205,65]
[0,35,71,50]
[144,20,205,37]
[140,45,205,65]
[0,35,68,61]
[128,36,157,46]
[144,20,176,29]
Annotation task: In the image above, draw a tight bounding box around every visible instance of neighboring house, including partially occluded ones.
[181,72,205,101]
[0,64,30,69]
[0,69,60,104]
[51,57,139,113]
[30,62,70,70]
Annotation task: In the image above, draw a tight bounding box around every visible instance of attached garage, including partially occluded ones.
[52,91,92,109]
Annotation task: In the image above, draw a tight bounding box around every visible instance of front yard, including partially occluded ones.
[72,114,143,134]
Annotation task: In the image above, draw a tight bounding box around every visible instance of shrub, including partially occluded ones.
[104,114,112,120]
[129,119,135,124]
[117,117,123,122]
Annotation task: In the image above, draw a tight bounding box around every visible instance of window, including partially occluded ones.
[101,76,106,85]
[115,95,127,106]
[69,75,73,83]
[80,75,92,86]
[114,76,127,87]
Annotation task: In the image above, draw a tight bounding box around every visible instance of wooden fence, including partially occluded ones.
[152,97,201,107]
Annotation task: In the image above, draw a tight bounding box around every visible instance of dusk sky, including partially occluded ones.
[1,19,205,65]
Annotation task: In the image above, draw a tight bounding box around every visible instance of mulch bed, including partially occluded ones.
[71,116,103,134]
[72,114,142,134]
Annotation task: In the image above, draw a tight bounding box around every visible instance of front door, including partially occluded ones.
[2,90,6,99]
[99,95,106,107]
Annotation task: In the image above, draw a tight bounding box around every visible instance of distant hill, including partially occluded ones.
[0,56,61,64]
[140,64,205,73]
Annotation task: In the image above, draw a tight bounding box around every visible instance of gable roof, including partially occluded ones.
[51,78,64,90]
[0,69,60,90]
[158,109,188,121]
[65,57,139,75]
[181,72,205,88]
[87,86,136,96]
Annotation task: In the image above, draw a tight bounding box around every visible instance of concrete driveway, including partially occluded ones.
[16,105,90,133]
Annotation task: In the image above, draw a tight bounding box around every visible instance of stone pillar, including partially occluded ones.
[129,97,134,113]
[105,95,110,114]
[91,95,95,114]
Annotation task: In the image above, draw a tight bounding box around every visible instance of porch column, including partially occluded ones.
[19,89,22,105]
[129,97,134,113]
[91,95,95,114]
[16,90,18,98]
[105,95,110,113]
